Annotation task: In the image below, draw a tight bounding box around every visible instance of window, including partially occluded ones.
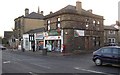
[56,17,61,29]
[58,23,60,28]
[85,18,90,29]
[86,24,89,28]
[47,20,50,31]
[109,30,115,34]
[108,38,115,43]
[96,25,100,30]
[93,20,96,26]
[58,17,60,21]
[97,21,100,24]
[108,39,111,43]
[86,19,89,22]
[93,20,96,24]
[101,48,112,54]
[113,48,120,55]
[93,37,96,46]
[25,38,28,46]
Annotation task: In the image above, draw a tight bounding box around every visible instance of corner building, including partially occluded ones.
[44,1,104,53]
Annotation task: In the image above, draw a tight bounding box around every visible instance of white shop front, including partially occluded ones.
[23,34,31,51]
[44,30,63,52]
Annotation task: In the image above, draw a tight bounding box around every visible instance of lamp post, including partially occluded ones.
[73,27,75,51]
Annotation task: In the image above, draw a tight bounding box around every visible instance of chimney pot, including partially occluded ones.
[41,11,44,15]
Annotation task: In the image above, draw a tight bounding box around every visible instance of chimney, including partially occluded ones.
[50,11,53,14]
[38,6,40,14]
[116,21,120,26]
[41,11,43,15]
[87,9,92,13]
[25,8,29,16]
[76,1,82,14]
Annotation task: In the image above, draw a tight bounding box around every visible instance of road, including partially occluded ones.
[2,49,120,75]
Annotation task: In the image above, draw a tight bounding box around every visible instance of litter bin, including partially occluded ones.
[42,48,47,55]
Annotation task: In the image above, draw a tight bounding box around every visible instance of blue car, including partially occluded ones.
[93,46,120,66]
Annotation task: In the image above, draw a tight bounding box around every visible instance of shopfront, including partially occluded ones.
[44,30,63,52]
[35,33,44,50]
[23,34,30,51]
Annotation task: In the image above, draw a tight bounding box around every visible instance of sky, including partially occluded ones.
[0,0,119,37]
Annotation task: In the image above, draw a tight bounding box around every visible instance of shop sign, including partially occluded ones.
[74,30,85,37]
[48,30,59,36]
[36,33,43,39]
[45,36,61,40]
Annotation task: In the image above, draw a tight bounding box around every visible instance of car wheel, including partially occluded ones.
[95,58,102,66]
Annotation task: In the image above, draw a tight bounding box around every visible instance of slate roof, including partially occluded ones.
[15,12,44,20]
[45,5,103,19]
[25,12,44,19]
[24,27,45,34]
[104,26,119,30]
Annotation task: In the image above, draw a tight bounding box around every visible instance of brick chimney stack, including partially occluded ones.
[25,8,29,16]
[76,1,82,14]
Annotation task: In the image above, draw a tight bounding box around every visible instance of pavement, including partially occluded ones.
[7,49,93,56]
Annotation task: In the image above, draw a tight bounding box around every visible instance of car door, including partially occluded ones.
[101,48,113,63]
[112,48,120,65]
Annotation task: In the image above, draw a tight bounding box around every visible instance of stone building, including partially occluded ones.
[104,26,119,46]
[3,31,13,48]
[13,8,44,48]
[44,1,104,53]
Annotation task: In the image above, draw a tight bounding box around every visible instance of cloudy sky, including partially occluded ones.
[0,0,119,37]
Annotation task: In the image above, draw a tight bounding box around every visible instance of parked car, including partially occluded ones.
[0,45,6,50]
[93,46,120,66]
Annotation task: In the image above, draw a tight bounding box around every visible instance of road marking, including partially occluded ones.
[29,71,39,75]
[29,72,32,74]
[31,63,51,69]
[3,61,11,64]
[74,67,114,75]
